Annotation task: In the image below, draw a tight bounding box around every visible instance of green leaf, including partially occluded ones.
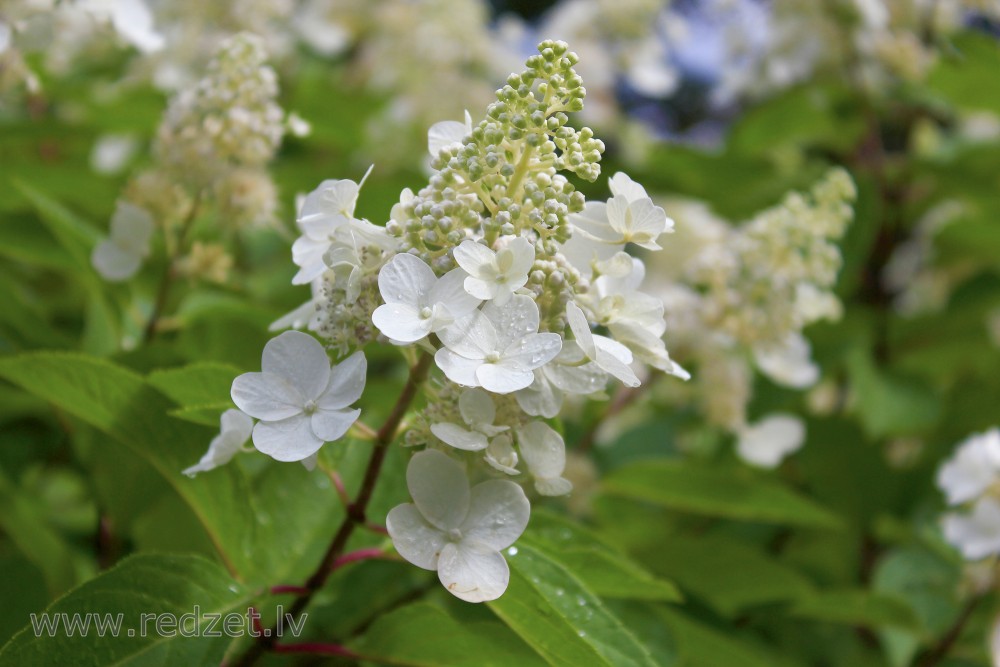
[632,534,814,617]
[146,362,241,411]
[488,544,658,667]
[522,510,681,602]
[352,602,547,667]
[14,183,119,356]
[0,470,77,597]
[845,348,942,439]
[601,460,842,529]
[0,554,249,666]
[789,590,921,631]
[927,33,1000,113]
[0,352,257,580]
[658,608,791,667]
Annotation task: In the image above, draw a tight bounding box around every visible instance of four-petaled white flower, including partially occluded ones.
[937,428,1000,506]
[372,253,480,343]
[387,449,530,603]
[183,409,254,477]
[517,421,572,496]
[736,414,805,469]
[430,388,508,451]
[569,172,673,251]
[566,301,640,388]
[291,166,378,285]
[453,237,534,305]
[92,201,155,281]
[435,295,561,393]
[943,497,1000,561]
[231,331,365,462]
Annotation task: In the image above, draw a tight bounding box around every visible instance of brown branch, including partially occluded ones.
[914,596,980,667]
[230,352,433,667]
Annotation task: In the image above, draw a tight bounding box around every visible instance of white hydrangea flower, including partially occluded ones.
[518,421,572,496]
[182,409,254,477]
[942,497,1000,561]
[936,428,1000,506]
[736,414,806,469]
[428,110,473,156]
[453,237,535,305]
[566,301,640,387]
[291,166,378,285]
[484,434,519,475]
[430,388,508,451]
[231,331,365,462]
[372,253,480,343]
[753,333,821,389]
[435,295,561,394]
[571,177,672,251]
[386,449,530,603]
[91,201,155,282]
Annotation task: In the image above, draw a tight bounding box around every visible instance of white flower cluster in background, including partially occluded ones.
[193,41,687,603]
[648,170,856,466]
[92,32,300,283]
[937,428,1000,560]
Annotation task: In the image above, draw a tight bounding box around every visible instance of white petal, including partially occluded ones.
[535,477,574,496]
[252,415,324,462]
[318,351,367,409]
[627,198,670,249]
[434,349,483,387]
[566,301,597,359]
[220,408,254,444]
[484,296,540,350]
[518,421,567,479]
[453,241,497,280]
[515,372,563,418]
[736,414,806,468]
[499,333,562,372]
[594,337,640,388]
[387,504,448,570]
[546,362,607,395]
[438,311,496,359]
[428,119,469,156]
[300,178,361,220]
[943,497,1000,560]
[431,423,489,452]
[372,304,432,343]
[311,407,359,442]
[429,268,481,317]
[484,435,519,475]
[937,429,1000,506]
[501,236,535,278]
[461,480,530,550]
[262,331,331,400]
[477,364,535,394]
[464,276,501,302]
[754,334,820,389]
[606,195,631,238]
[300,453,318,471]
[231,372,305,421]
[109,201,155,254]
[458,388,495,426]
[608,172,649,203]
[92,240,141,282]
[407,449,470,531]
[437,542,510,603]
[378,253,436,306]
[111,0,165,53]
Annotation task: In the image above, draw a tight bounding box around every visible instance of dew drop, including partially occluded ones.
[507,546,518,556]
[577,630,587,638]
